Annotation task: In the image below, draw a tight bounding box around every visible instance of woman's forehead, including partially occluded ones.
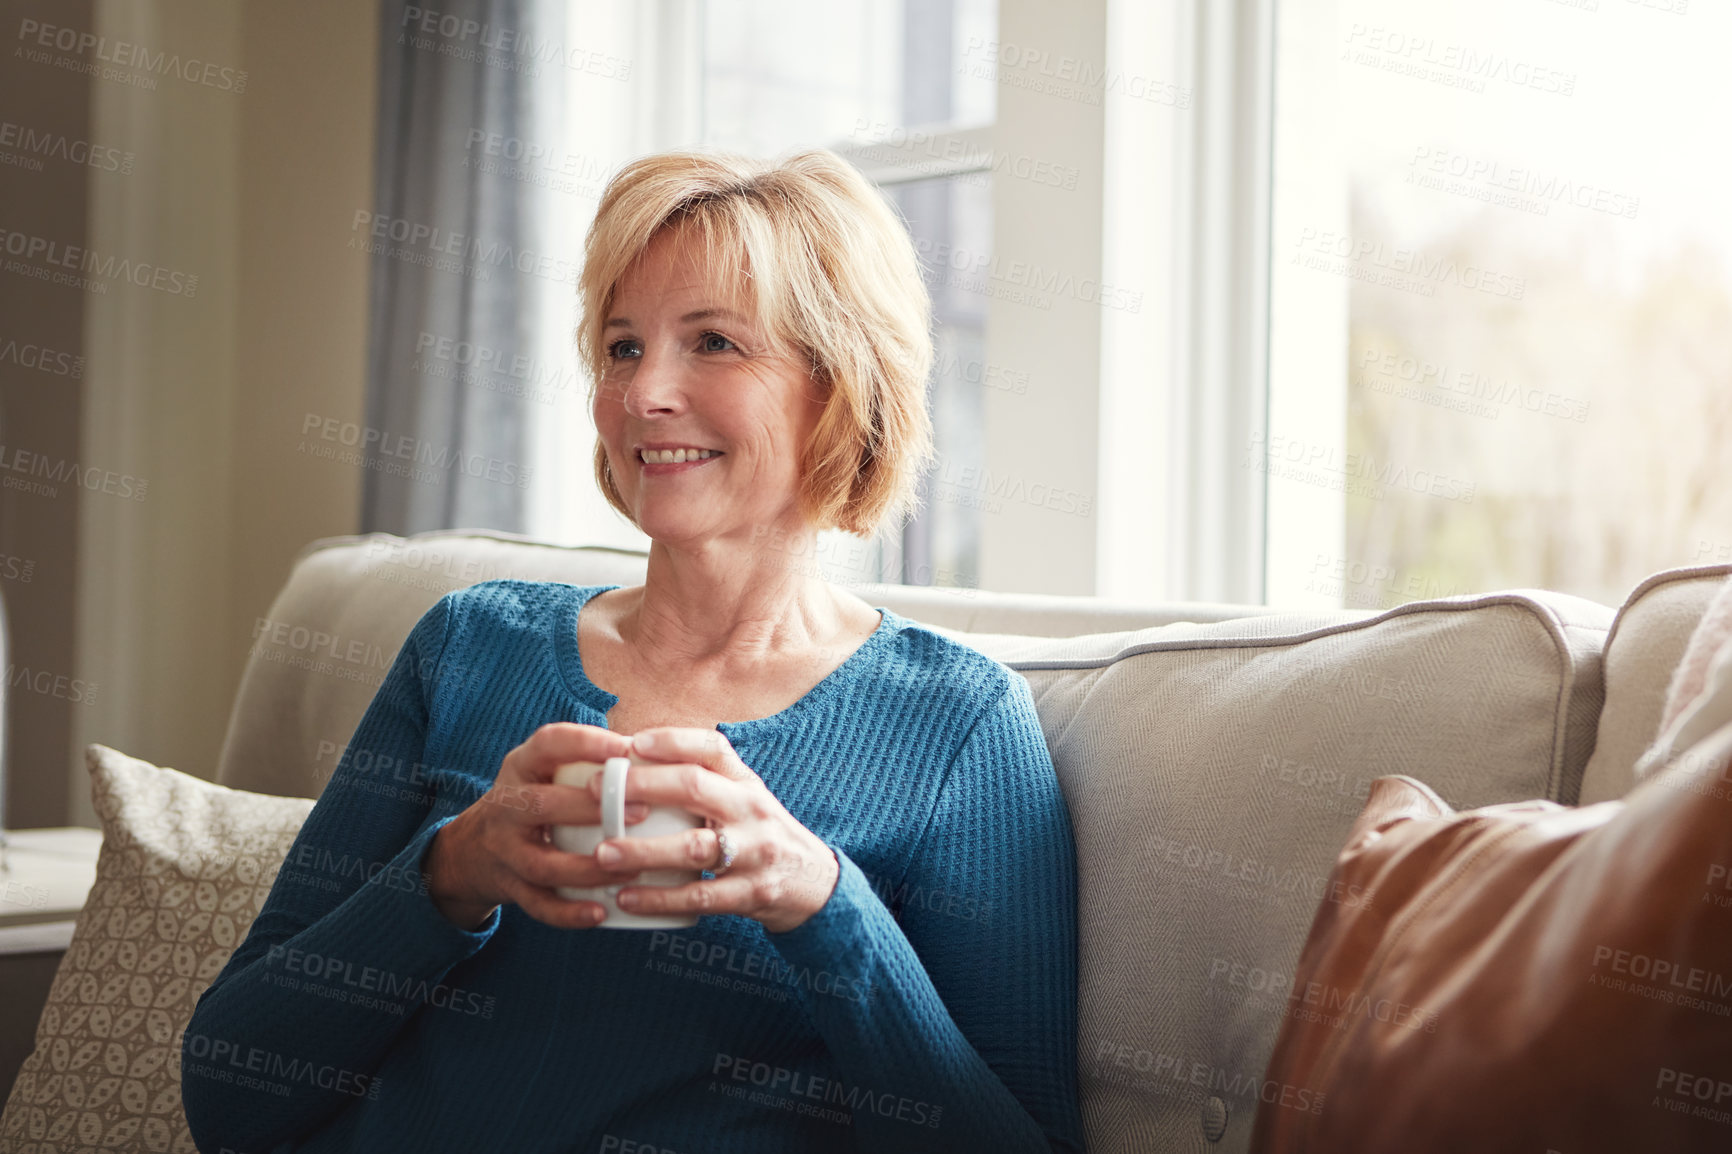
[613,225,758,317]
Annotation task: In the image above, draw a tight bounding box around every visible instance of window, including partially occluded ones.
[528,0,1008,590]
[1268,0,1732,609]
[531,0,1175,600]
[530,0,1253,602]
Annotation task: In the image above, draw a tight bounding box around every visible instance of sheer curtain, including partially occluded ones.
[362,0,570,534]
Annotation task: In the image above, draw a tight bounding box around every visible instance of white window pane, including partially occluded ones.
[950,0,1000,124]
[1273,0,1732,607]
[702,0,901,153]
[893,172,993,589]
[700,0,996,153]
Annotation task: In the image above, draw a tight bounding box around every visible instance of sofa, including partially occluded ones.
[4,527,1729,1153]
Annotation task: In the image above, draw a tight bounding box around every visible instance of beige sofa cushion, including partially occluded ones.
[0,746,312,1154]
[217,533,652,798]
[1577,564,1732,804]
[215,530,1279,799]
[957,593,1610,1151]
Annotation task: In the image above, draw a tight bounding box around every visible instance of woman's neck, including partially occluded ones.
[623,529,852,664]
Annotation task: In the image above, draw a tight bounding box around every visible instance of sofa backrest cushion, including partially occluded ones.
[954,593,1609,1151]
[215,530,1277,799]
[219,533,651,798]
[1577,564,1732,804]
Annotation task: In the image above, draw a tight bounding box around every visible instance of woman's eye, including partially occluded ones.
[699,332,736,353]
[606,338,641,360]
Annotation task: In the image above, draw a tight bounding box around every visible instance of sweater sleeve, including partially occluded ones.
[181,595,503,1154]
[766,675,1085,1153]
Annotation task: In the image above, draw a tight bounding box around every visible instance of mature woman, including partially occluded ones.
[183,149,1082,1153]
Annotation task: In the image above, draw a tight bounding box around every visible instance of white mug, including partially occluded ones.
[550,756,703,929]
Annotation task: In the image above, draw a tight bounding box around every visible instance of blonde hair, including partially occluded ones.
[577,148,934,536]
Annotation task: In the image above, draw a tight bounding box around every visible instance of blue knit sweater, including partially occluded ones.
[182,581,1083,1153]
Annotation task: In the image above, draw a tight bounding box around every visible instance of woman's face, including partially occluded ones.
[593,226,826,548]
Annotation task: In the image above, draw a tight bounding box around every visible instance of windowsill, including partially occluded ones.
[0,827,102,953]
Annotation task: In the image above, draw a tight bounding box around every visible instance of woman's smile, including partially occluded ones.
[635,444,726,474]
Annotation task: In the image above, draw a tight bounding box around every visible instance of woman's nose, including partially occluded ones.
[622,350,684,418]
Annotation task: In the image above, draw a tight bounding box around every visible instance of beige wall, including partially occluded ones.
[63,0,377,827]
[0,0,95,830]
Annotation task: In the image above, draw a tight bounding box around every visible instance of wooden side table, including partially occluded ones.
[0,828,104,1097]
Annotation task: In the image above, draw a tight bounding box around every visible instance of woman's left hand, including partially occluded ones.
[589,727,841,933]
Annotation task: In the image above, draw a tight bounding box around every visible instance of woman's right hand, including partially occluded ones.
[424,723,647,930]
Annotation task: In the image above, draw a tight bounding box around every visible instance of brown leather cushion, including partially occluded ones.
[1249,723,1732,1152]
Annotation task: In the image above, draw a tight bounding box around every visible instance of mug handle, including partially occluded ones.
[600,757,631,895]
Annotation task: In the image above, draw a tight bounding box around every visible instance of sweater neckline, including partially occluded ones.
[553,583,901,741]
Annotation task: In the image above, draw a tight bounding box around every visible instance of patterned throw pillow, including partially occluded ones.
[0,745,313,1153]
